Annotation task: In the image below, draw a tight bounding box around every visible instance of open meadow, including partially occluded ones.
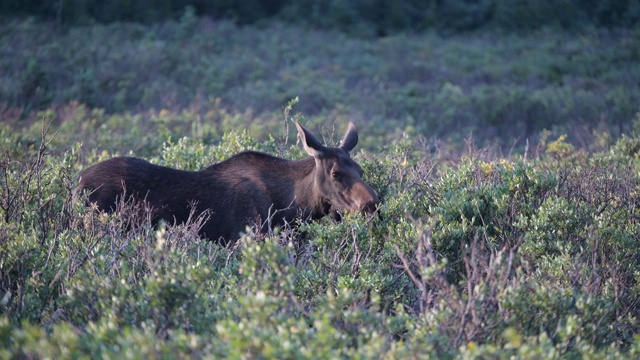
[1,13,640,358]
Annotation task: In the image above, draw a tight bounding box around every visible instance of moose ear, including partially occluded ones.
[296,122,326,157]
[339,122,358,153]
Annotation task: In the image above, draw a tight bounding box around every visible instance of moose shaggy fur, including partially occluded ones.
[73,122,379,244]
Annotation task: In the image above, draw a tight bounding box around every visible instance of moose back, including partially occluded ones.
[73,122,379,244]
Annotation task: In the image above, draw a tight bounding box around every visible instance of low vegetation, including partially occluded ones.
[1,109,640,357]
[1,17,639,149]
[1,14,640,359]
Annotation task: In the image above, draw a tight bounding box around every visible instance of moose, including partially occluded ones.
[73,122,379,244]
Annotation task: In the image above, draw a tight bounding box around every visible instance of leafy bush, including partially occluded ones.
[2,113,640,357]
[1,19,639,151]
[1,12,640,358]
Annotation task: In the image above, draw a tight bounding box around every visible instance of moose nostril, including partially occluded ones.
[360,199,380,214]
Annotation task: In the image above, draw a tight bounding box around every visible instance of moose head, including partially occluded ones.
[296,122,379,215]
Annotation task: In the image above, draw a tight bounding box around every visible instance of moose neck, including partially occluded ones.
[292,156,332,219]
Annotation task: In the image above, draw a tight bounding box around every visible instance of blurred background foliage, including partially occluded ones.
[1,9,638,151]
[2,0,639,33]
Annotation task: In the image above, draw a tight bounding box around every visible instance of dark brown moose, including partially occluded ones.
[73,122,379,244]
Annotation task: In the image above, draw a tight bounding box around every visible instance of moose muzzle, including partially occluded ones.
[352,181,380,214]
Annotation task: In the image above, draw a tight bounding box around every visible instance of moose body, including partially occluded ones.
[73,122,379,243]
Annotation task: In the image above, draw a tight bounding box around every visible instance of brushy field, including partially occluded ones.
[2,16,639,149]
[1,17,640,359]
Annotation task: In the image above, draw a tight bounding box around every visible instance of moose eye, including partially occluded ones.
[331,171,342,179]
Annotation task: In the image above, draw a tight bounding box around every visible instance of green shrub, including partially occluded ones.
[4,9,640,355]
[2,95,640,357]
[2,19,639,152]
